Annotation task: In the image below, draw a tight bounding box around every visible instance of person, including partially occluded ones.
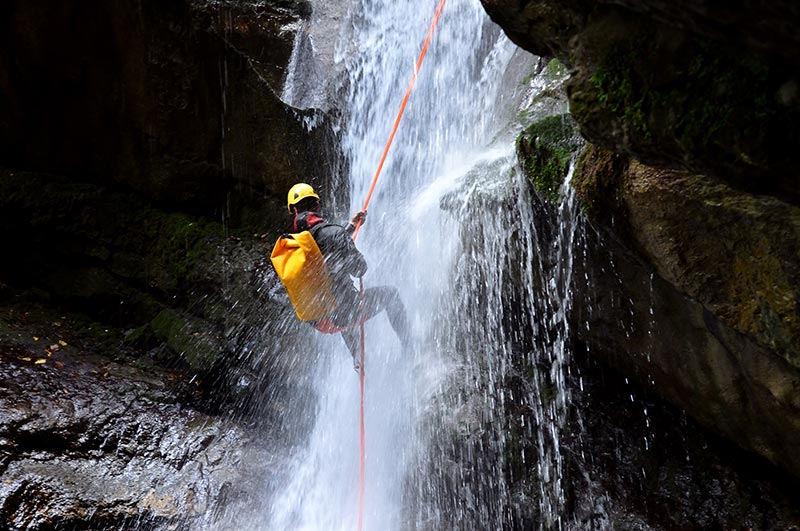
[285,183,411,367]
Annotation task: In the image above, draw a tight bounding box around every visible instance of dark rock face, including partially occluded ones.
[567,20,800,206]
[0,345,272,530]
[564,355,800,530]
[0,1,330,528]
[573,147,800,368]
[570,157,800,477]
[518,125,800,477]
[493,0,800,481]
[482,0,800,205]
[0,168,303,390]
[595,1,800,65]
[0,0,331,214]
[481,0,800,67]
[479,0,590,63]
[0,0,336,390]
[561,138,800,481]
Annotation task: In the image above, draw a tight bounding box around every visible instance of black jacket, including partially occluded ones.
[293,211,367,310]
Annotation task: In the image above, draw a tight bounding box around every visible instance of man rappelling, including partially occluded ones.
[271,183,411,369]
[271,3,445,527]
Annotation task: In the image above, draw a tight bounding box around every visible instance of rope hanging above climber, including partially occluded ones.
[270,1,448,529]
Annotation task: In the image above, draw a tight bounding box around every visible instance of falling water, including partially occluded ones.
[262,0,579,529]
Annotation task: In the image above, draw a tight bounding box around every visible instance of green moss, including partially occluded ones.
[732,237,800,366]
[146,212,223,291]
[0,170,232,323]
[517,114,582,204]
[671,52,770,159]
[543,58,567,82]
[530,154,566,203]
[588,35,653,142]
[149,308,221,371]
[584,29,800,172]
[570,143,631,225]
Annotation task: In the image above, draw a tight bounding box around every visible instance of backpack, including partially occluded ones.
[270,224,338,321]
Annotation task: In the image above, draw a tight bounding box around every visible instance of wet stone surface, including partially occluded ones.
[0,335,272,530]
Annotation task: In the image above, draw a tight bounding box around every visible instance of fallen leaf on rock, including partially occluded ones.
[49,344,60,352]
[34,359,46,365]
[58,340,67,347]
[20,357,31,362]
[33,336,39,341]
[55,361,64,368]
[103,371,109,377]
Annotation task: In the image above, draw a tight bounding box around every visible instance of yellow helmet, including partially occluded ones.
[287,183,319,213]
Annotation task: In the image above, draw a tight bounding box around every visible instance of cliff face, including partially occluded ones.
[0,336,272,530]
[0,0,329,213]
[0,2,327,526]
[483,0,800,204]
[485,0,800,478]
[0,0,338,378]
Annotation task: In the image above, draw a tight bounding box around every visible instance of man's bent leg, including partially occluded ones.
[361,286,411,348]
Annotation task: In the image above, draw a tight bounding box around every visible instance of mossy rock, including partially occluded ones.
[516,113,583,204]
[148,308,223,372]
[0,169,275,348]
[571,143,631,225]
[566,14,800,204]
[573,143,800,368]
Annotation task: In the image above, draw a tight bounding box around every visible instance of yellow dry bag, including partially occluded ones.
[270,230,338,321]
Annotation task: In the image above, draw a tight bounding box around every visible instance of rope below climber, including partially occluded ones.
[270,0,447,528]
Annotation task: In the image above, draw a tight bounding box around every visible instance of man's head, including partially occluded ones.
[287,183,320,214]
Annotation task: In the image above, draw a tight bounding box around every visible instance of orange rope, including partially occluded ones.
[357,277,366,531]
[352,0,448,241]
[354,1,447,529]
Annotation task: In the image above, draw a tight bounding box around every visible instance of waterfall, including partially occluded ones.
[260,0,578,529]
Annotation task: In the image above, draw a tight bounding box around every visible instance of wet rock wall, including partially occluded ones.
[497,0,800,488]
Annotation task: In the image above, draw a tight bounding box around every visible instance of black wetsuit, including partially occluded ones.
[293,210,410,356]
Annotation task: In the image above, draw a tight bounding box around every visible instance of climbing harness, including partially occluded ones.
[352,0,447,529]
[314,317,354,335]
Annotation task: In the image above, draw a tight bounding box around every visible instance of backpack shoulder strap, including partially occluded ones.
[308,222,330,238]
[278,222,327,241]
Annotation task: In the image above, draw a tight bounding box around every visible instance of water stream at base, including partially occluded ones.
[262,1,578,529]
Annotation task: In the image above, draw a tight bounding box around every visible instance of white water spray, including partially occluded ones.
[262,1,579,529]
